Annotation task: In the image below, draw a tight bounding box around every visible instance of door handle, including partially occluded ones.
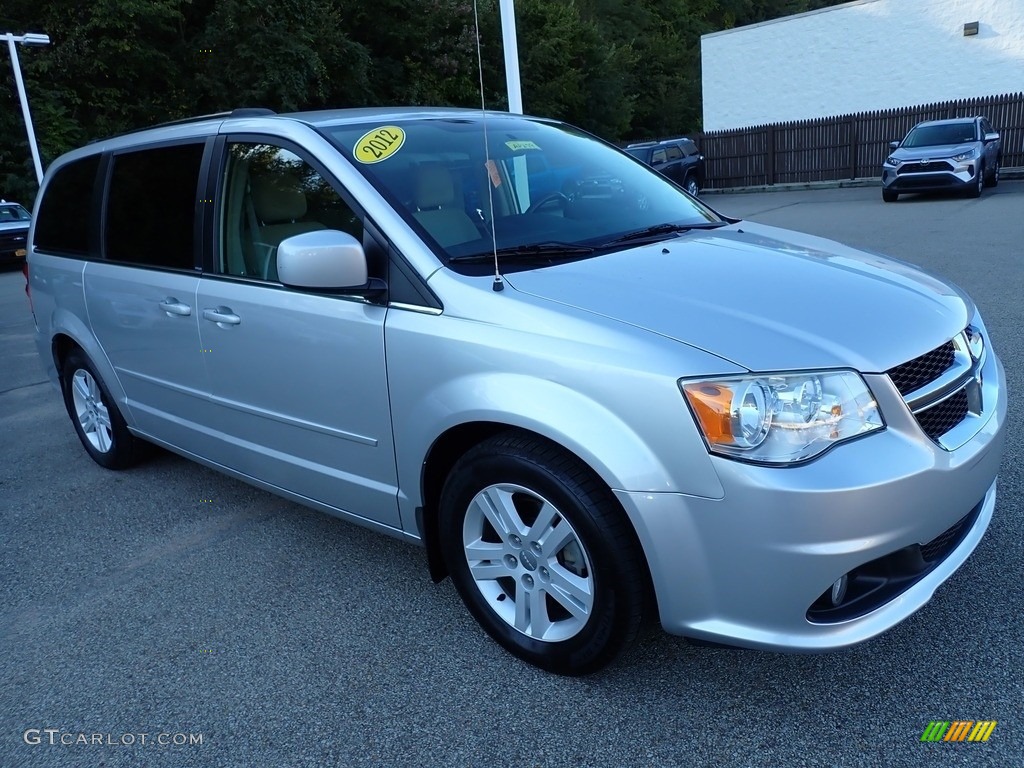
[159,298,192,317]
[202,307,241,326]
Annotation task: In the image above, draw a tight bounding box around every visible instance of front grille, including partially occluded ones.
[897,160,955,175]
[886,340,956,395]
[915,388,969,440]
[920,511,973,562]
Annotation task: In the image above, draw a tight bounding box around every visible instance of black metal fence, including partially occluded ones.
[694,92,1024,189]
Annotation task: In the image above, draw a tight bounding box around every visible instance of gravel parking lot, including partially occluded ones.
[2,183,1022,768]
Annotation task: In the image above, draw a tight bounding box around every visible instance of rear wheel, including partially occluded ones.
[684,174,700,197]
[439,432,646,675]
[882,188,899,203]
[61,349,146,469]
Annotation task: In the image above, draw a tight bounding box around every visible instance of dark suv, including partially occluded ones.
[625,138,705,197]
[881,116,1001,202]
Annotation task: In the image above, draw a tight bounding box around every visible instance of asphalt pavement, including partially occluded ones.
[1,182,1022,768]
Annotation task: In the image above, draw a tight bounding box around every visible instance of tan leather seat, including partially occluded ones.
[250,174,326,280]
[412,164,481,248]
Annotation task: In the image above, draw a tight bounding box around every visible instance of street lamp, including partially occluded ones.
[498,0,523,114]
[3,31,51,185]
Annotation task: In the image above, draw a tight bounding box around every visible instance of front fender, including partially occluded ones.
[392,371,726,535]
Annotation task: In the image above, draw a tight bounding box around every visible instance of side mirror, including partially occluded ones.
[277,230,385,300]
[888,140,900,150]
[984,131,999,143]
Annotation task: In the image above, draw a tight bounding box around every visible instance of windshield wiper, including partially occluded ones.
[600,221,727,247]
[448,242,595,264]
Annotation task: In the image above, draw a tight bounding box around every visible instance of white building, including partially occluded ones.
[701,0,1024,131]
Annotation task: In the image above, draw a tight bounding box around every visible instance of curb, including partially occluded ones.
[702,167,1024,195]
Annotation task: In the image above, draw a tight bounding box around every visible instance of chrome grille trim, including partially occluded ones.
[889,330,983,450]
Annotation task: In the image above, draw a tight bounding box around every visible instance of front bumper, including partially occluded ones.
[619,350,1006,651]
[881,162,980,193]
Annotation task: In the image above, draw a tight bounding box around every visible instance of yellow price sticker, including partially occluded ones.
[505,140,540,152]
[354,126,406,164]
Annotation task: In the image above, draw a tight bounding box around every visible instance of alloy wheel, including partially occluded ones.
[71,369,113,453]
[462,483,594,642]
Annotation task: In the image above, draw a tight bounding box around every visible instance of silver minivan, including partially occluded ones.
[27,108,1006,674]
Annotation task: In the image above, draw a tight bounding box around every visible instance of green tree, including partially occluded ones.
[516,0,634,139]
[192,0,371,113]
[0,0,852,201]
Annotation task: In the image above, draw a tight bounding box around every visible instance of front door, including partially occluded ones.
[196,140,399,527]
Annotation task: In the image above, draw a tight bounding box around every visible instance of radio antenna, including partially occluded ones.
[472,0,503,291]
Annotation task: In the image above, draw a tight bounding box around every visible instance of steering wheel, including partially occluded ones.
[526,192,570,214]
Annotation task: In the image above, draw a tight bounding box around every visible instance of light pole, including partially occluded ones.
[3,32,50,185]
[498,0,523,114]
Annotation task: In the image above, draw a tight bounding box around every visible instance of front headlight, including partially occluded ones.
[681,371,884,464]
[953,148,979,162]
[885,156,902,167]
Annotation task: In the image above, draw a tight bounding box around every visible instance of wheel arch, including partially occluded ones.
[48,315,131,426]
[418,420,657,612]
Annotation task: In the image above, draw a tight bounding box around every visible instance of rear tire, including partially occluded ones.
[61,349,146,469]
[882,188,899,203]
[684,174,700,197]
[439,431,646,675]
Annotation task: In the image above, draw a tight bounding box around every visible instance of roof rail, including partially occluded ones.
[229,107,276,118]
[89,108,277,143]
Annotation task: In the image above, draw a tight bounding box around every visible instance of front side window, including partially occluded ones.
[324,116,722,273]
[664,145,682,161]
[34,155,100,256]
[105,143,204,269]
[218,142,361,281]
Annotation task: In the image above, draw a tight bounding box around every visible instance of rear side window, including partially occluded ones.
[34,155,100,256]
[105,143,204,269]
[664,145,682,161]
[681,140,698,157]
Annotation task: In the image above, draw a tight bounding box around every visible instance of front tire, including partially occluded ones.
[61,349,146,469]
[439,432,646,675]
[986,159,999,188]
[882,188,899,203]
[967,164,984,198]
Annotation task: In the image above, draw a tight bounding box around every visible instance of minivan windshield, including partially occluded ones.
[323,116,723,271]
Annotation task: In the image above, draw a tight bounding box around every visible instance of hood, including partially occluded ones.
[505,222,972,373]
[890,143,975,160]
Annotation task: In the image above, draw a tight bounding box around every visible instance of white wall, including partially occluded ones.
[701,0,1024,131]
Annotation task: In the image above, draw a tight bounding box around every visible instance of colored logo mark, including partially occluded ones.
[920,721,997,742]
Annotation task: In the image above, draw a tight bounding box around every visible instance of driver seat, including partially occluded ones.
[412,163,481,248]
